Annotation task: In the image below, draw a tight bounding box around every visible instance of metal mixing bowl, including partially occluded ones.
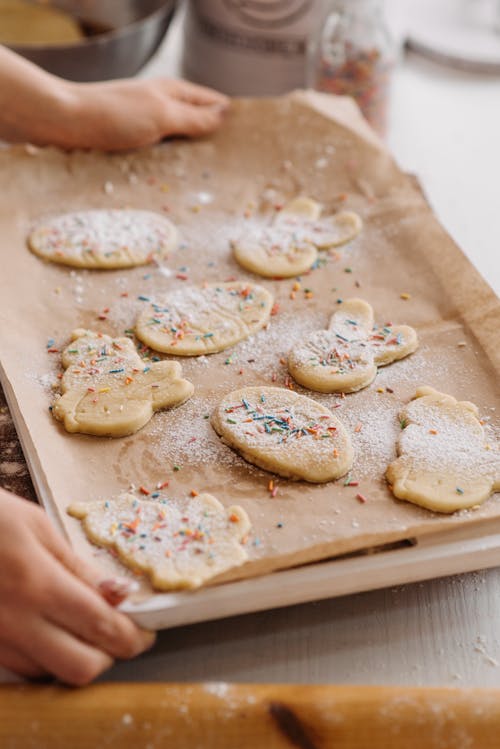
[8,0,177,81]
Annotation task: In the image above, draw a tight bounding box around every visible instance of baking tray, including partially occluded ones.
[3,364,500,629]
[0,92,499,629]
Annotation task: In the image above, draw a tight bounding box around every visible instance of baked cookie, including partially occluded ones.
[288,298,418,393]
[135,281,274,356]
[53,329,193,437]
[231,196,362,279]
[68,493,251,590]
[275,198,363,249]
[28,209,177,269]
[211,386,353,483]
[387,386,500,513]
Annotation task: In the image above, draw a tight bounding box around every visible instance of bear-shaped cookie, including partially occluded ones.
[288,298,418,393]
[53,329,193,437]
[387,386,500,513]
[68,492,251,590]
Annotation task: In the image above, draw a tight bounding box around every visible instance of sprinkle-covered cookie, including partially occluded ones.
[135,281,274,355]
[387,386,500,512]
[288,298,418,393]
[53,329,193,437]
[68,493,251,590]
[231,196,362,278]
[211,386,353,483]
[276,198,363,249]
[28,209,178,269]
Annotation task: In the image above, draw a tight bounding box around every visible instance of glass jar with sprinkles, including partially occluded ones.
[307,0,396,137]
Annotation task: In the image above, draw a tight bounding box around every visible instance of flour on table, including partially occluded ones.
[53,329,193,437]
[28,210,178,269]
[68,492,251,590]
[386,386,500,513]
[135,282,273,355]
[288,298,418,393]
[211,386,353,483]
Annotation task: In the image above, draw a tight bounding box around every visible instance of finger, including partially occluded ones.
[0,642,47,680]
[39,554,155,660]
[36,512,140,606]
[98,577,139,607]
[163,101,227,138]
[15,616,114,686]
[35,516,104,589]
[165,78,230,108]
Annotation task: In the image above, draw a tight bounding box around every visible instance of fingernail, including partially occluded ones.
[99,577,139,605]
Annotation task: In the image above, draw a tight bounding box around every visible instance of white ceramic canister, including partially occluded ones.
[181,0,324,95]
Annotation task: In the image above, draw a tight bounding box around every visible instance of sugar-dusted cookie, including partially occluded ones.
[288,298,418,394]
[28,209,178,269]
[135,281,274,356]
[231,197,362,279]
[53,329,193,437]
[231,222,318,279]
[275,196,322,221]
[68,493,251,590]
[386,386,500,513]
[211,386,353,483]
[275,199,363,249]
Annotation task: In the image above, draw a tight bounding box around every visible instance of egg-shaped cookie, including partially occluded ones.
[135,281,273,356]
[211,386,353,483]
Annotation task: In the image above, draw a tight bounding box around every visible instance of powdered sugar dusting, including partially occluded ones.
[135,282,272,355]
[29,209,176,266]
[342,395,401,479]
[148,393,244,468]
[69,492,250,589]
[211,386,352,483]
[399,392,500,482]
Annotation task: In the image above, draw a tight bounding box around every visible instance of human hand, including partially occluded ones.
[0,46,229,151]
[60,79,228,151]
[64,77,230,151]
[0,488,155,685]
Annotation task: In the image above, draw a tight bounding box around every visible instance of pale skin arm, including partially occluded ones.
[0,488,156,684]
[0,45,229,150]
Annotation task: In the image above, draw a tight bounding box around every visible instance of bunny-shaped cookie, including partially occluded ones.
[288,298,418,393]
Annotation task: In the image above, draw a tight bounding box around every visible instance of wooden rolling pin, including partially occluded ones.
[1,683,500,748]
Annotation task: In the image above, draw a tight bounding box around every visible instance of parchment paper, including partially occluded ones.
[0,91,499,597]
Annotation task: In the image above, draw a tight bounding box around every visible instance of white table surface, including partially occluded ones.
[3,0,499,687]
